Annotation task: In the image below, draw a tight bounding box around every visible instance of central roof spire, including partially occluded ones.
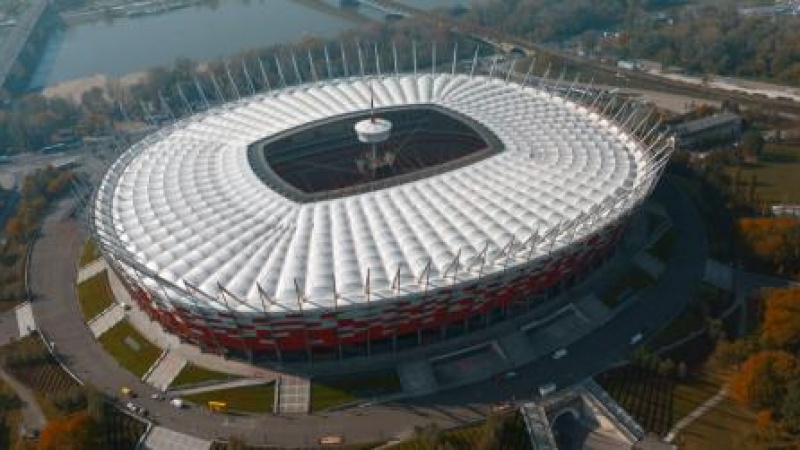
[370,78,376,124]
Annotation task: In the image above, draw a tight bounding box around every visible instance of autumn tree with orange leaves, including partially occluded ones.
[728,350,800,410]
[37,410,99,450]
[761,287,800,350]
[736,217,800,278]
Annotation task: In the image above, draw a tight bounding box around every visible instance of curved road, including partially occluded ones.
[28,180,706,447]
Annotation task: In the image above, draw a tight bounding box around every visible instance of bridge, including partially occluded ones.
[345,0,410,20]
[0,0,56,93]
[520,380,646,449]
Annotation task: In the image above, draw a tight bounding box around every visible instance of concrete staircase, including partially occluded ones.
[276,375,310,414]
[144,351,187,391]
[88,303,125,338]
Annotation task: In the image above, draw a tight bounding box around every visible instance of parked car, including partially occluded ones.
[491,401,514,413]
[538,382,557,397]
[319,435,344,446]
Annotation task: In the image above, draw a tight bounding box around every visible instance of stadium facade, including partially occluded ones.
[91,49,673,363]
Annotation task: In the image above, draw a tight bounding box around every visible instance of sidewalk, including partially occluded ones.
[169,377,272,397]
[141,425,212,450]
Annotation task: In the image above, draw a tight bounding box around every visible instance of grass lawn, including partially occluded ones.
[311,371,402,412]
[310,383,356,412]
[79,239,100,267]
[601,266,655,308]
[76,271,115,322]
[184,383,274,414]
[170,364,234,388]
[677,397,758,450]
[98,320,162,379]
[670,377,722,423]
[731,143,800,204]
[597,365,720,436]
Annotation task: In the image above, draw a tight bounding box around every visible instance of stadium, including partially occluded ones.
[90,55,673,364]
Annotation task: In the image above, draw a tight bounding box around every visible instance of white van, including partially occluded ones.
[538,382,557,397]
[551,348,568,360]
[630,332,644,345]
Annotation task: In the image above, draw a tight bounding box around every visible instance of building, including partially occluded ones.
[90,60,672,364]
[670,112,743,151]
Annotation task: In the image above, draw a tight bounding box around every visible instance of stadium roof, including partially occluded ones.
[95,73,655,313]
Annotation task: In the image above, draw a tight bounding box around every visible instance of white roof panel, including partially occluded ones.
[96,74,656,312]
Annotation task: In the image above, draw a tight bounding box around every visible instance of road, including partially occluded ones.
[400,179,707,408]
[23,177,709,447]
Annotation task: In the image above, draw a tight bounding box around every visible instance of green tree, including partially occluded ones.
[657,358,677,378]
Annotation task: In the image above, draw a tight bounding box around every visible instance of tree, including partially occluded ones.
[728,350,800,410]
[707,338,750,374]
[4,216,24,241]
[37,411,99,450]
[741,129,765,163]
[737,217,800,276]
[761,287,800,349]
[782,380,800,434]
[657,358,677,378]
[755,409,780,441]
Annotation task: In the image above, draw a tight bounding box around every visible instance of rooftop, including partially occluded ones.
[95,73,658,313]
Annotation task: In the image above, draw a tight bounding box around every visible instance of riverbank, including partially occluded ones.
[30,0,359,88]
[41,72,147,102]
[60,0,204,26]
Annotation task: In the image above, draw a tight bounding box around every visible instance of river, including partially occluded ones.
[28,0,468,89]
